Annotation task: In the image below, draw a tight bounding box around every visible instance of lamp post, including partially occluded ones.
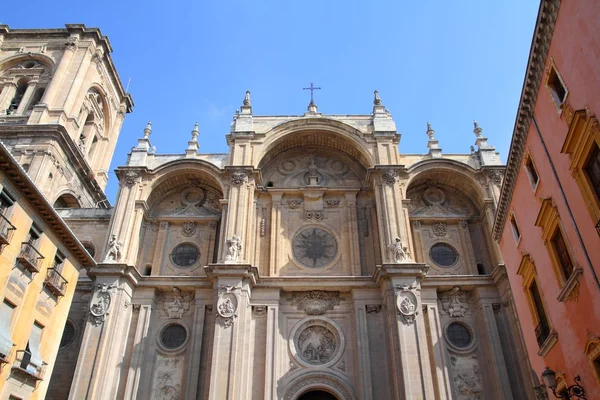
[541,367,586,399]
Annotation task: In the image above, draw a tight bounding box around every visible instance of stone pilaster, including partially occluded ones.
[352,289,375,399]
[40,41,77,109]
[185,289,213,399]
[122,303,152,399]
[204,264,259,400]
[69,267,135,400]
[375,264,436,399]
[222,168,255,263]
[421,288,453,399]
[15,79,38,115]
[345,192,361,275]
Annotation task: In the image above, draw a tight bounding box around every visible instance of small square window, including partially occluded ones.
[510,215,521,243]
[525,156,539,189]
[547,64,567,107]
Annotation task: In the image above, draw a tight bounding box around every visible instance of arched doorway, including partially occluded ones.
[297,390,338,400]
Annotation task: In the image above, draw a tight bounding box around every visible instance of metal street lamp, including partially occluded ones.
[541,367,586,399]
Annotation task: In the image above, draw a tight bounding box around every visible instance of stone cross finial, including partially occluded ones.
[426,122,435,139]
[473,120,483,138]
[191,122,199,140]
[143,121,152,139]
[373,90,382,105]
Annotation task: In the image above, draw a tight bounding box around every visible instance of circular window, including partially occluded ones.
[292,228,338,268]
[170,243,199,267]
[59,321,76,349]
[447,322,472,348]
[429,243,459,267]
[160,324,187,350]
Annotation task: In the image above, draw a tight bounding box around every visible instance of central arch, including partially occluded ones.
[282,371,356,400]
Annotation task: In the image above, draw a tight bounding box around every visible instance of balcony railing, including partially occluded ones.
[0,214,16,246]
[535,320,550,348]
[16,242,44,273]
[11,350,45,381]
[44,268,68,296]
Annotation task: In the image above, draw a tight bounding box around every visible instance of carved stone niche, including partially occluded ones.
[290,291,341,315]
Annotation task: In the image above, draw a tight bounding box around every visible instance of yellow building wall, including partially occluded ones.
[0,177,82,400]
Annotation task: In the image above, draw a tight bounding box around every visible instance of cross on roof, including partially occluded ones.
[303,82,321,104]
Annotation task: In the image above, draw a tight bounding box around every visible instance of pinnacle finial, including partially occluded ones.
[243,91,251,106]
[191,122,199,140]
[473,120,483,138]
[374,90,382,106]
[143,121,152,138]
[426,122,435,139]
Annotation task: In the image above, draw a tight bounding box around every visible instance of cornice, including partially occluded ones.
[493,0,560,241]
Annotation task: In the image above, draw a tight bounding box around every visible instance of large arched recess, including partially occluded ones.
[143,159,226,208]
[256,118,375,171]
[0,53,56,72]
[406,159,488,209]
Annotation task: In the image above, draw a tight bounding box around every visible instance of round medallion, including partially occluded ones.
[423,187,445,205]
[429,243,459,267]
[181,187,206,206]
[289,317,345,368]
[292,228,337,268]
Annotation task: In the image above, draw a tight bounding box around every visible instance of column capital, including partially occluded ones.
[204,263,259,286]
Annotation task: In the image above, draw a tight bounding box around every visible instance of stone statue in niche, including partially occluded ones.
[103,234,122,262]
[388,237,411,263]
[224,235,242,262]
[297,325,337,364]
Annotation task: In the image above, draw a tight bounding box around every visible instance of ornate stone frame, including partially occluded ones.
[289,224,342,272]
[156,321,190,355]
[168,241,202,270]
[288,316,345,369]
[282,371,356,400]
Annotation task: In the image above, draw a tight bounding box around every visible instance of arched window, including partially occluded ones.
[53,194,80,209]
[27,88,45,110]
[7,80,27,115]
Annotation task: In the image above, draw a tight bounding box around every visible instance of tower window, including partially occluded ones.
[7,80,27,115]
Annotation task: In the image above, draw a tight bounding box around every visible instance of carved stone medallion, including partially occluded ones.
[216,285,239,328]
[181,221,196,237]
[396,284,418,325]
[292,228,337,268]
[90,283,116,326]
[432,221,447,236]
[289,317,345,369]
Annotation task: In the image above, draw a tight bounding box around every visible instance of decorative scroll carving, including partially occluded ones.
[123,170,140,186]
[304,210,325,221]
[487,169,504,187]
[161,288,193,319]
[325,199,340,208]
[412,220,422,229]
[290,291,340,315]
[388,237,412,263]
[287,199,302,209]
[252,306,267,316]
[365,305,382,315]
[159,221,170,230]
[181,221,196,237]
[153,357,183,400]
[230,170,248,186]
[224,235,242,262]
[432,221,447,236]
[380,168,398,185]
[90,283,116,326]
[102,234,122,263]
[440,287,469,317]
[216,285,239,328]
[395,284,418,325]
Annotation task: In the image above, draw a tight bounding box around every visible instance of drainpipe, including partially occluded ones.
[531,115,600,292]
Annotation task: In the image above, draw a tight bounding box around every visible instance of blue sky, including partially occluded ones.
[6,1,539,203]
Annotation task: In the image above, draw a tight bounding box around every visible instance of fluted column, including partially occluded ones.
[0,82,17,112]
[15,79,38,115]
[123,304,152,399]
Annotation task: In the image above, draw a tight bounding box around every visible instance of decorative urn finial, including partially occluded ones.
[143,121,152,139]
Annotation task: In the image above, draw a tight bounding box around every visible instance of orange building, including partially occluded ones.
[494,0,600,398]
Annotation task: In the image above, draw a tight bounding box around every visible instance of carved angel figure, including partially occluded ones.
[103,234,122,262]
[388,237,410,263]
[224,235,242,262]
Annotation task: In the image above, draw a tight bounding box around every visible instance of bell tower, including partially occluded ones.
[0,24,133,208]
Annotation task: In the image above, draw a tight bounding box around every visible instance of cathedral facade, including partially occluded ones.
[0,24,538,400]
[54,92,538,399]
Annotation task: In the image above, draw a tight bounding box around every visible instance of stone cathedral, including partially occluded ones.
[0,25,538,400]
